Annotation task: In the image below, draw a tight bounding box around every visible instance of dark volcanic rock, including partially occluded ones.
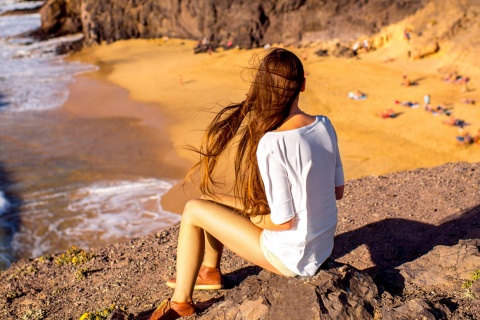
[382,298,451,320]
[398,243,480,292]
[0,162,479,319]
[201,260,381,319]
[39,0,427,48]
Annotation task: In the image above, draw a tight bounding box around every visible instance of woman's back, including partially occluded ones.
[257,115,343,276]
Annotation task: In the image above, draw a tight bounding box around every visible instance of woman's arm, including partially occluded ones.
[202,193,293,230]
[250,214,294,231]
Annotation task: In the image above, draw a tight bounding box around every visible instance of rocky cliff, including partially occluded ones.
[38,0,427,48]
[1,162,479,319]
[36,0,480,69]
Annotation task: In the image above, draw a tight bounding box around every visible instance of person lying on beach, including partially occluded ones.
[461,98,475,105]
[425,104,452,116]
[149,48,345,320]
[443,72,461,83]
[394,100,419,108]
[456,131,474,145]
[443,116,465,128]
[380,108,398,118]
[348,90,366,100]
[443,73,470,86]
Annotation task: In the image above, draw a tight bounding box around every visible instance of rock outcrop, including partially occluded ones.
[1,162,479,319]
[38,0,427,48]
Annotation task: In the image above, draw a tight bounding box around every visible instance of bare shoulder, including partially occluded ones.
[275,114,316,132]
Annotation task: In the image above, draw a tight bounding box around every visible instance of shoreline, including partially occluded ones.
[61,71,195,214]
[66,37,480,212]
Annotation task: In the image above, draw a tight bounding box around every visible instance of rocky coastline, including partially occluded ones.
[36,0,425,48]
[1,1,480,319]
[1,162,479,319]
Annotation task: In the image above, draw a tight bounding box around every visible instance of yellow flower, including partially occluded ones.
[79,312,90,320]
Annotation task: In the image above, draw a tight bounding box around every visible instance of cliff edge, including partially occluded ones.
[38,0,426,48]
[1,162,479,319]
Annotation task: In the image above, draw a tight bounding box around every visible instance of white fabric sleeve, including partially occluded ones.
[257,147,295,224]
[333,126,345,187]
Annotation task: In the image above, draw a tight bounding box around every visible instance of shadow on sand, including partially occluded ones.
[332,205,480,292]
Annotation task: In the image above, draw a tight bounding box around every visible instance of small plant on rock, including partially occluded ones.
[462,269,480,298]
[54,246,94,266]
[21,308,45,320]
[78,304,116,320]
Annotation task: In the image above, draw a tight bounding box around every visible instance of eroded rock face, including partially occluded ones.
[39,0,426,48]
[200,260,380,319]
[398,242,480,292]
[382,298,451,320]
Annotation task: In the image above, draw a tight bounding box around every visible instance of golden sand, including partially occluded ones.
[68,38,480,212]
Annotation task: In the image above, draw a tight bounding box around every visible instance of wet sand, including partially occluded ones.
[68,38,480,213]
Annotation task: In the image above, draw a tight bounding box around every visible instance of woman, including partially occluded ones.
[150,48,344,320]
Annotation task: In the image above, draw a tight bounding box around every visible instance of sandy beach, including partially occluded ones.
[67,38,480,213]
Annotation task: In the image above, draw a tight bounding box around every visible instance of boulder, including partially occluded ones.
[199,260,381,319]
[382,298,450,320]
[397,243,480,292]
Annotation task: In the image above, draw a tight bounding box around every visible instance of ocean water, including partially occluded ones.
[0,1,180,269]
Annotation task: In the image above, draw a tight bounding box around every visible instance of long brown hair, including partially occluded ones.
[187,48,305,217]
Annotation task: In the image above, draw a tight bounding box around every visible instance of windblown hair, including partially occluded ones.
[187,48,305,217]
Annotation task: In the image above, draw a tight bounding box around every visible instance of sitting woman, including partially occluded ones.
[149,48,345,319]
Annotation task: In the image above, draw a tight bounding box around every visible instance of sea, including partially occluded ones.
[0,0,180,269]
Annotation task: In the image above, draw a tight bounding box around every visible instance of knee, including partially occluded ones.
[182,199,207,224]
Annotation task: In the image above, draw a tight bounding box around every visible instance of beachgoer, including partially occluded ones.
[363,39,369,52]
[443,116,465,128]
[461,98,475,105]
[394,100,418,108]
[461,77,470,92]
[404,29,411,43]
[423,94,430,109]
[474,129,480,144]
[402,72,411,87]
[348,90,366,100]
[352,42,360,56]
[380,108,397,118]
[456,131,474,145]
[149,48,345,320]
[425,103,450,115]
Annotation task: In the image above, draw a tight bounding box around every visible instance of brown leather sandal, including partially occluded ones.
[166,265,223,290]
[149,299,195,320]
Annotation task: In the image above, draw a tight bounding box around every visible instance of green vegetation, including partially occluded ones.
[75,266,91,279]
[78,305,116,320]
[462,269,480,298]
[54,246,94,266]
[35,255,51,263]
[7,265,38,280]
[20,308,45,320]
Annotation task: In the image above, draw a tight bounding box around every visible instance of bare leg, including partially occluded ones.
[171,199,281,303]
[203,231,223,268]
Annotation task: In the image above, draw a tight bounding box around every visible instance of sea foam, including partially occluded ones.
[12,178,181,258]
[0,191,10,215]
[0,3,96,112]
